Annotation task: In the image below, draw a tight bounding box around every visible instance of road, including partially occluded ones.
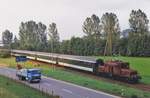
[0,67,120,98]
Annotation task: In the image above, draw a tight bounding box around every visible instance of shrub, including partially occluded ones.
[0,49,11,58]
[131,95,138,98]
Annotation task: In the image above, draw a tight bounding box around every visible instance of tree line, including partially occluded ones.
[2,9,150,57]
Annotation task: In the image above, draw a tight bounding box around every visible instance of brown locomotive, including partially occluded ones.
[96,59,141,83]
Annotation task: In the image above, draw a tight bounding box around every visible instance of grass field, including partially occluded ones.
[0,75,56,98]
[0,57,150,98]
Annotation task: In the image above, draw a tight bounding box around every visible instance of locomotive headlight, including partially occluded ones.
[131,74,137,78]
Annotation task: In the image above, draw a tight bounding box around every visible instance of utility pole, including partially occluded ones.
[51,38,55,71]
[104,30,113,60]
[9,40,12,67]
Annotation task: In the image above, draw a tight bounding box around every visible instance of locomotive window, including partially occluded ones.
[121,64,129,69]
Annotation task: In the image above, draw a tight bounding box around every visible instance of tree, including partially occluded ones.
[69,37,85,55]
[19,21,47,51]
[83,36,95,55]
[127,9,150,56]
[82,14,101,38]
[19,21,37,50]
[2,29,13,47]
[11,35,19,49]
[36,22,47,51]
[60,40,71,54]
[129,9,149,34]
[82,14,102,56]
[48,22,60,53]
[101,12,120,56]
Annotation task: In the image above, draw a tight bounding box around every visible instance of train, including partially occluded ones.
[11,49,141,83]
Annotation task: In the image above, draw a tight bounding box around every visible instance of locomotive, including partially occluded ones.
[95,59,141,83]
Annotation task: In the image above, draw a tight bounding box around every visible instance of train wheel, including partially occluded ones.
[113,75,118,80]
[127,78,135,84]
[18,76,21,80]
[110,73,113,77]
[125,78,130,83]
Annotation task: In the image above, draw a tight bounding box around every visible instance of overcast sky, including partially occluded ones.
[0,0,150,40]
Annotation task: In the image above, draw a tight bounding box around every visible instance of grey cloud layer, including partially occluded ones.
[0,0,149,40]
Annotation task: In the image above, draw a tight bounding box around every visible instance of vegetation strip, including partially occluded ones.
[0,75,58,98]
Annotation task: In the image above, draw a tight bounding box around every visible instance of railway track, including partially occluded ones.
[30,59,150,92]
[133,84,150,92]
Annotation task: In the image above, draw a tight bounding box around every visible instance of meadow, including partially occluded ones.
[0,75,57,98]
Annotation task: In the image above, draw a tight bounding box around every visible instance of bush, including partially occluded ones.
[131,95,138,98]
[0,50,11,58]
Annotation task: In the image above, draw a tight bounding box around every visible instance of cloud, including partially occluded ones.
[0,0,150,40]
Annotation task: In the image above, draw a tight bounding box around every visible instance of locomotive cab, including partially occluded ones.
[128,70,141,83]
[119,61,141,82]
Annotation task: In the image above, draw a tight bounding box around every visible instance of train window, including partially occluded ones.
[25,53,96,69]
[58,58,94,68]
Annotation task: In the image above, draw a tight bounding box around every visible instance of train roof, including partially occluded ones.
[12,50,98,63]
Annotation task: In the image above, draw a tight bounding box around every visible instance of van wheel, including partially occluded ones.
[21,77,23,80]
[18,76,21,80]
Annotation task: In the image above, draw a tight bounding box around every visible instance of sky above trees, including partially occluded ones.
[0,0,150,40]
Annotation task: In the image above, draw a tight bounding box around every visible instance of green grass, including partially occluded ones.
[0,75,57,98]
[0,57,150,98]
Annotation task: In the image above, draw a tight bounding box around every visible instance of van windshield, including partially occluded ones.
[28,70,41,74]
